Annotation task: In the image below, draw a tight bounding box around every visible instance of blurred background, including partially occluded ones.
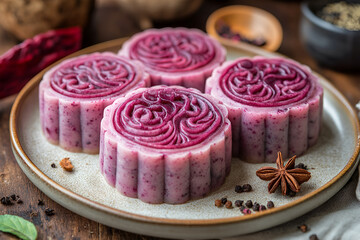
[0,0,299,55]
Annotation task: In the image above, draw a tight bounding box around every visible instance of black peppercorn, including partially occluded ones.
[295,163,308,170]
[1,196,12,206]
[221,197,227,205]
[235,200,243,207]
[242,184,252,192]
[216,21,268,47]
[252,203,260,211]
[38,199,45,206]
[245,200,253,208]
[267,201,275,209]
[260,205,267,211]
[235,185,243,193]
[309,234,319,240]
[298,224,309,233]
[45,208,55,216]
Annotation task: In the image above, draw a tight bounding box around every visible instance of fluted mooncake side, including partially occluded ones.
[39,52,150,153]
[118,28,226,92]
[206,57,323,163]
[100,86,232,204]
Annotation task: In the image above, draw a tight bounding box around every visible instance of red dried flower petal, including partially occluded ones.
[0,27,82,98]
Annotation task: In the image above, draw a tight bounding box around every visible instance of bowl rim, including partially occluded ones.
[206,5,283,52]
[301,1,360,35]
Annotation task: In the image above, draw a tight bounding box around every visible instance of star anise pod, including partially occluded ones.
[256,152,311,195]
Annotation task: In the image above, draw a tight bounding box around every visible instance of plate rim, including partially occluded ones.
[9,37,360,227]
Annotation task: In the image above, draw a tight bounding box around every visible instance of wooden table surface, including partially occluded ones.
[1,0,359,239]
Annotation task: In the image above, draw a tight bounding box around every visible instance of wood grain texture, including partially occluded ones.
[0,0,359,239]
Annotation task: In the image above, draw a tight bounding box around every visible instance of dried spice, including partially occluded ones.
[216,20,267,47]
[309,234,319,240]
[37,199,44,206]
[59,157,74,172]
[235,185,243,193]
[234,200,243,207]
[317,1,360,31]
[256,152,311,195]
[225,201,233,209]
[298,224,309,233]
[44,208,55,216]
[51,163,56,168]
[241,208,252,215]
[259,205,267,211]
[252,203,260,211]
[0,27,82,98]
[1,197,13,206]
[242,184,252,192]
[0,195,23,205]
[245,200,253,208]
[295,163,308,170]
[267,201,275,209]
[221,197,227,205]
[215,199,222,207]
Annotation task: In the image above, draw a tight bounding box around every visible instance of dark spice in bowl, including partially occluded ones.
[317,1,360,31]
[216,21,267,47]
[301,1,360,70]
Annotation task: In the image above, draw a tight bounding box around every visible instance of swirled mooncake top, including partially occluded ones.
[218,58,317,107]
[112,87,225,149]
[128,29,219,73]
[49,53,141,99]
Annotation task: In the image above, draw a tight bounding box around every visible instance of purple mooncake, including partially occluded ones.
[100,86,232,204]
[206,57,323,163]
[118,28,226,92]
[39,52,150,153]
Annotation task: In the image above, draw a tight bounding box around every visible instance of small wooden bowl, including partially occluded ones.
[206,5,283,52]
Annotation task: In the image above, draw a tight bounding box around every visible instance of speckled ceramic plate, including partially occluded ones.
[10,38,360,239]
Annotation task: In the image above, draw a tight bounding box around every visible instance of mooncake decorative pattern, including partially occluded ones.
[206,57,323,163]
[100,86,232,204]
[39,52,150,153]
[119,28,226,92]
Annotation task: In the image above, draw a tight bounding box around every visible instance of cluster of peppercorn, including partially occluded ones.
[239,200,274,215]
[1,195,55,217]
[234,183,252,193]
[38,199,55,216]
[1,194,23,205]
[214,183,275,214]
[297,224,319,240]
[215,197,233,209]
[215,197,275,215]
[216,21,267,47]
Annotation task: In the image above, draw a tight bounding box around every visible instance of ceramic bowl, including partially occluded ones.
[206,5,283,52]
[300,1,360,70]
